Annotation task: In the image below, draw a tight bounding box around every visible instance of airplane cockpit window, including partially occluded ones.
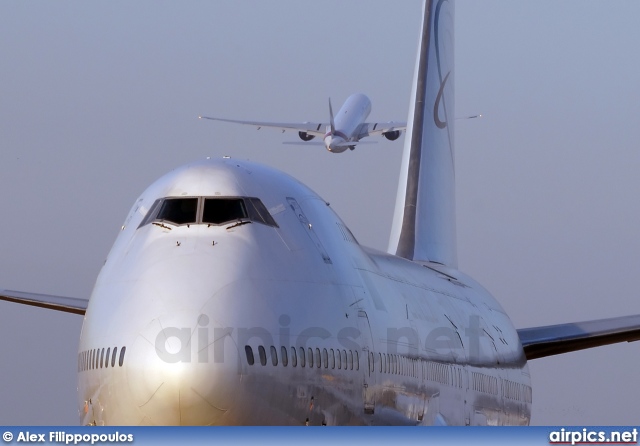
[156,198,198,225]
[245,198,279,227]
[202,198,247,225]
[138,196,278,228]
[138,199,162,228]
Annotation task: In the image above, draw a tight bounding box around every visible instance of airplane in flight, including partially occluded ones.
[2,0,640,426]
[199,93,406,153]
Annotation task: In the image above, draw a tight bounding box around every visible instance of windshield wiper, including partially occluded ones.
[226,220,252,230]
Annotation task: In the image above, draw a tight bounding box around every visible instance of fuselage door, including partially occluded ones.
[357,309,376,415]
[464,368,472,425]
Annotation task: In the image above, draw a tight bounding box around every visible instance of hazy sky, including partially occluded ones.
[1,0,640,425]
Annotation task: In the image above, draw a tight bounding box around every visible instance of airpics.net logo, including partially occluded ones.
[153,313,501,365]
[549,428,638,445]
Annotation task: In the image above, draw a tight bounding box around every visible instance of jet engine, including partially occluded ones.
[383,130,401,141]
[298,131,315,141]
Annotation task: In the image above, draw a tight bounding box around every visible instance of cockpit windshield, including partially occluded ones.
[138,196,278,228]
[156,198,198,225]
[202,198,247,224]
[245,198,277,226]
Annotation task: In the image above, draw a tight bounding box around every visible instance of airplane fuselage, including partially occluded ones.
[77,159,531,426]
[324,93,372,153]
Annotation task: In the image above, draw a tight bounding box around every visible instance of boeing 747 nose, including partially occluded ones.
[78,159,374,425]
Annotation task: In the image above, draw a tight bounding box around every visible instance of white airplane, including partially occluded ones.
[2,0,640,426]
[199,93,406,153]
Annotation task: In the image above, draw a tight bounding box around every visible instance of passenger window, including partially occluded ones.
[341,350,347,369]
[258,346,267,366]
[156,198,198,225]
[119,346,126,367]
[202,198,247,225]
[336,350,342,369]
[270,346,278,366]
[308,348,314,368]
[322,348,328,368]
[348,351,353,370]
[245,346,254,365]
[281,346,288,367]
[299,347,306,367]
[315,348,321,369]
[111,348,117,368]
[355,351,359,371]
[105,348,110,368]
[290,347,297,367]
[100,348,105,369]
[330,349,335,369]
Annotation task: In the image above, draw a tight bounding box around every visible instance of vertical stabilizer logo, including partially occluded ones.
[434,71,451,129]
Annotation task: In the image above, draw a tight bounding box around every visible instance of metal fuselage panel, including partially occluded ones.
[77,159,531,426]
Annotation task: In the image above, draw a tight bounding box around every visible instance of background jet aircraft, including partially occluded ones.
[1,0,640,426]
[199,93,406,153]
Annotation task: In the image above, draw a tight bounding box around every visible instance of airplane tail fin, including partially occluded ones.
[328,98,336,135]
[388,0,457,267]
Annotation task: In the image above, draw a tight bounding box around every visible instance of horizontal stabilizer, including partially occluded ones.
[0,289,88,315]
[282,141,378,148]
[333,141,378,148]
[282,141,325,146]
[199,116,326,137]
[518,314,640,360]
[357,122,406,138]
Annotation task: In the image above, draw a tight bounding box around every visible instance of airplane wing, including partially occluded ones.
[357,122,407,138]
[517,314,640,360]
[0,289,88,315]
[199,116,327,137]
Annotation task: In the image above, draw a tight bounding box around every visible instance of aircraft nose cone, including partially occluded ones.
[127,311,241,425]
